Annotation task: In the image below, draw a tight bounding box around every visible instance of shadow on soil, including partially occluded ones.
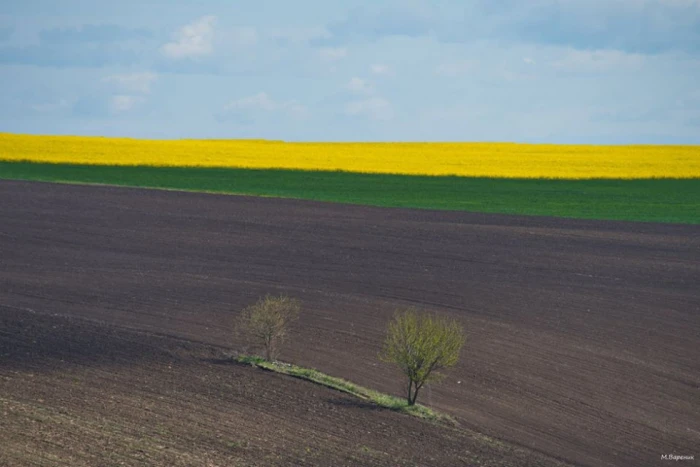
[0,305,190,370]
[325,397,392,411]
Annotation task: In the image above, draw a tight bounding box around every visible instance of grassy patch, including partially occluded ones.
[236,355,457,425]
[1,161,699,223]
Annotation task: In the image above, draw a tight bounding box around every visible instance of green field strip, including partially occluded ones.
[1,161,698,224]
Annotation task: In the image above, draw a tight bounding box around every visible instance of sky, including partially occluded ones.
[0,0,699,143]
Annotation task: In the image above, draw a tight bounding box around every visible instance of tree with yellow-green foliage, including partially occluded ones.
[238,295,301,361]
[381,308,465,406]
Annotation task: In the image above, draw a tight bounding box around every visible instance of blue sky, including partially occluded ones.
[0,0,699,142]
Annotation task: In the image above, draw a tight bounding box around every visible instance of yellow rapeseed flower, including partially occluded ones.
[1,133,698,179]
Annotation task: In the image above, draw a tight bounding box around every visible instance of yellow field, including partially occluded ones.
[1,133,699,179]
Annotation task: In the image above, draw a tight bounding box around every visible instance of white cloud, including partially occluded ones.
[99,73,155,116]
[162,16,216,59]
[370,64,391,75]
[345,97,393,121]
[435,60,478,77]
[523,57,536,65]
[109,95,140,113]
[552,49,645,72]
[102,72,157,94]
[318,47,347,61]
[347,77,374,95]
[218,92,308,122]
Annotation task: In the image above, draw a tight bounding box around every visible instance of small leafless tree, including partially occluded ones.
[238,295,301,361]
[380,308,465,406]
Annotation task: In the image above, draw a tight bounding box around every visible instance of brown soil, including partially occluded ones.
[0,306,560,467]
[1,180,698,467]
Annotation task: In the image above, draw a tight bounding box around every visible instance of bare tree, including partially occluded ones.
[380,308,465,406]
[238,295,301,361]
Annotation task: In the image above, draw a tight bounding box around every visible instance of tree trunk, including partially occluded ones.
[407,380,421,406]
[410,385,421,406]
[264,337,271,360]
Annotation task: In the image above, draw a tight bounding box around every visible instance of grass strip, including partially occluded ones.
[236,355,457,426]
[1,161,699,223]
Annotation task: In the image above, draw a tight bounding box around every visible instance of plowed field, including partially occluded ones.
[1,180,698,467]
